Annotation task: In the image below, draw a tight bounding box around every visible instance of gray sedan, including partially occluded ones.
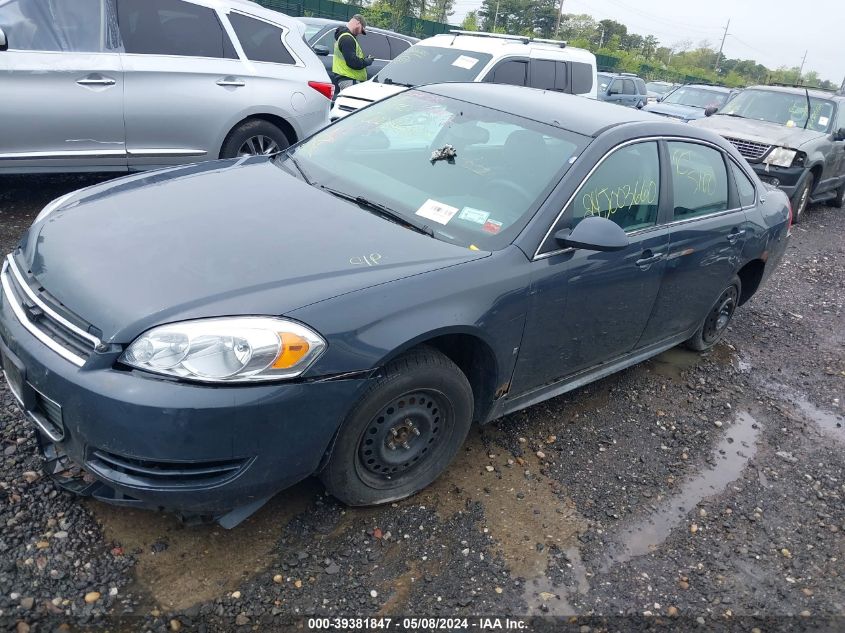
[0,0,333,174]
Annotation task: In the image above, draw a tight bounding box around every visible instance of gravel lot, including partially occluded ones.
[1,174,843,632]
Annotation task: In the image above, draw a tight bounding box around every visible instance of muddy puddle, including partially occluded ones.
[792,394,844,443]
[648,344,738,382]
[418,427,587,615]
[602,410,761,569]
[90,480,319,612]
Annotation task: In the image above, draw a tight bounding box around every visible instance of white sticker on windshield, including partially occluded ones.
[458,207,490,224]
[819,116,830,126]
[416,199,459,225]
[452,55,480,70]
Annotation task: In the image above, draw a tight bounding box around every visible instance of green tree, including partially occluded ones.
[461,10,479,31]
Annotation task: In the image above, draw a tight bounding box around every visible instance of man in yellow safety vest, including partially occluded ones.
[332,14,374,92]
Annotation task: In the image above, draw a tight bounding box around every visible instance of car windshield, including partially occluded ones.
[662,87,729,108]
[646,82,673,96]
[375,46,493,86]
[287,90,587,250]
[718,89,836,132]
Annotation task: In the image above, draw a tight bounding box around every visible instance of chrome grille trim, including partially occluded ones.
[1,258,87,367]
[725,137,771,160]
[6,254,101,348]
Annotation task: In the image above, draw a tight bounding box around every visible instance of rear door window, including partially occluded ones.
[229,12,295,64]
[387,36,410,59]
[554,61,569,92]
[357,32,389,60]
[529,59,555,90]
[489,60,528,86]
[0,0,108,52]
[117,0,236,58]
[668,141,730,220]
[622,79,636,95]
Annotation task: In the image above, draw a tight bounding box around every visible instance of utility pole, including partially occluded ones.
[598,26,605,49]
[555,0,565,36]
[493,0,500,31]
[713,18,730,72]
[797,50,808,83]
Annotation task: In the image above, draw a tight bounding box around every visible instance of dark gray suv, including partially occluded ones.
[693,85,845,222]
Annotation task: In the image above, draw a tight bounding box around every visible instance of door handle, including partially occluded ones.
[217,77,245,87]
[636,251,664,268]
[76,75,115,86]
[726,229,746,244]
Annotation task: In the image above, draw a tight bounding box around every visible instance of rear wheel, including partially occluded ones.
[832,182,845,208]
[220,119,290,159]
[790,173,814,224]
[320,347,473,506]
[686,276,742,352]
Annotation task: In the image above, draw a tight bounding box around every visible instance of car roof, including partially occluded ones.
[744,85,843,101]
[423,33,595,64]
[678,84,734,93]
[296,16,418,40]
[419,83,661,137]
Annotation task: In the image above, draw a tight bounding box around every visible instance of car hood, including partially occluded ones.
[691,115,826,149]
[18,158,486,342]
[642,102,703,121]
[337,80,407,103]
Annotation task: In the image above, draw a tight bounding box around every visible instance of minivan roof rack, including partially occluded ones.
[446,30,567,48]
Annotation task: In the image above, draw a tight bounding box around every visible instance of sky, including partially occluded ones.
[449,0,845,85]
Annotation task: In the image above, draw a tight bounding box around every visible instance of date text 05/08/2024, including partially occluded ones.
[307,618,529,630]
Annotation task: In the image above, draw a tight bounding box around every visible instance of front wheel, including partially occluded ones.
[686,276,742,352]
[832,181,845,209]
[790,173,814,224]
[320,347,473,506]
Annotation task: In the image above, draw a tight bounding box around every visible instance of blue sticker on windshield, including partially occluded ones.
[458,207,490,224]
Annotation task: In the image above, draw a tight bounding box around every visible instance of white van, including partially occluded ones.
[330,30,597,120]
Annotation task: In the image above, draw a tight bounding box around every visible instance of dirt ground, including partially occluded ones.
[1,174,843,632]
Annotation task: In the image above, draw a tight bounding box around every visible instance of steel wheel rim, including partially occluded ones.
[703,286,738,344]
[237,135,281,157]
[355,389,451,488]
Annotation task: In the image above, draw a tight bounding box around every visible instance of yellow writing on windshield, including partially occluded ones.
[581,179,657,218]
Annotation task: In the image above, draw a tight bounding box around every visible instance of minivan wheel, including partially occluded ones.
[790,173,814,224]
[220,119,290,159]
[686,276,742,352]
[320,347,473,506]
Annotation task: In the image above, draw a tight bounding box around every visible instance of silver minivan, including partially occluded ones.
[0,0,333,174]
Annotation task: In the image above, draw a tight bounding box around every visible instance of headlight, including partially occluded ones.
[120,317,326,383]
[764,147,797,168]
[33,191,79,224]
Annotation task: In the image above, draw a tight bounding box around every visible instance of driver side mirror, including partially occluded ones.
[312,44,330,56]
[0,27,8,52]
[704,106,718,117]
[835,127,845,142]
[554,216,629,252]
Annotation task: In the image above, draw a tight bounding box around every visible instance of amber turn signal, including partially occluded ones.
[271,332,311,369]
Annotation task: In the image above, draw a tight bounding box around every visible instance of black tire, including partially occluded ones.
[685,275,742,352]
[790,172,814,224]
[320,347,473,506]
[832,182,845,209]
[220,119,290,159]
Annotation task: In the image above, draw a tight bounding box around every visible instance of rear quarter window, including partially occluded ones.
[570,63,594,94]
[229,13,295,64]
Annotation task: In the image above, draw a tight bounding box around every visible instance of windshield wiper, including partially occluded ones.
[715,112,747,119]
[283,151,313,185]
[319,185,434,237]
[383,78,415,88]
